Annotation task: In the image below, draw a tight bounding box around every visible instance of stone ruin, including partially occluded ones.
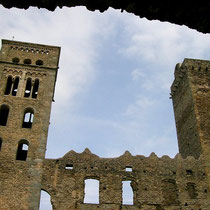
[0,39,209,209]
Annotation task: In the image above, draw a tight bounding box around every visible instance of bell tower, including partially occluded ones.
[0,39,60,209]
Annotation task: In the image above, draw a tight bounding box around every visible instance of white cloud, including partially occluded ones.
[131,68,145,81]
[123,95,155,118]
[118,14,210,65]
[0,6,118,118]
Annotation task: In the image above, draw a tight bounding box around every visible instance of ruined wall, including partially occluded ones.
[1,1,210,34]
[41,149,210,209]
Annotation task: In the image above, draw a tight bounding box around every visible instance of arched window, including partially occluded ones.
[24,78,32,98]
[39,190,52,210]
[122,181,134,205]
[22,108,34,128]
[12,57,20,64]
[16,139,29,161]
[84,179,99,204]
[12,77,19,96]
[0,137,2,151]
[23,58,31,65]
[32,79,39,99]
[0,105,9,126]
[4,76,13,95]
[36,60,43,66]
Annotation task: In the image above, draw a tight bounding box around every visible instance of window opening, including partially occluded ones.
[36,60,43,66]
[22,108,34,128]
[125,167,132,172]
[186,170,193,175]
[4,76,13,95]
[39,190,52,210]
[12,77,19,96]
[84,179,99,204]
[24,58,31,64]
[12,57,20,63]
[65,164,73,170]
[32,79,39,98]
[122,181,134,205]
[0,105,9,126]
[16,140,29,161]
[24,78,32,97]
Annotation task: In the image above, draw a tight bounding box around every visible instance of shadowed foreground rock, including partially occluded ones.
[1,0,210,33]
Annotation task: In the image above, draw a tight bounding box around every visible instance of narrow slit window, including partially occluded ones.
[122,181,134,205]
[24,78,32,98]
[12,77,19,96]
[84,179,99,204]
[16,140,29,161]
[32,79,39,99]
[65,164,73,170]
[125,167,132,172]
[4,76,13,95]
[0,105,9,126]
[22,108,34,128]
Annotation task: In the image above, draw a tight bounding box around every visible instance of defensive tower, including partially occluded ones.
[0,40,60,209]
[171,58,210,192]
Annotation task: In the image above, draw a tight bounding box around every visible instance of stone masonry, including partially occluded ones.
[0,40,209,209]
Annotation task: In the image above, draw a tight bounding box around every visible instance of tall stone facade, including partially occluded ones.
[0,40,60,210]
[0,40,209,209]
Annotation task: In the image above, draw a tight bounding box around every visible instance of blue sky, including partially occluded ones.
[1,5,210,209]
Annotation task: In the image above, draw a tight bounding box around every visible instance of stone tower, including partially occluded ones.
[171,58,210,189]
[0,40,60,209]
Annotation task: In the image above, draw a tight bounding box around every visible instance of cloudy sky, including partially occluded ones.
[1,5,210,209]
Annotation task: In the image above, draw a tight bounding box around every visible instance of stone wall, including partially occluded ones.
[41,149,210,209]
